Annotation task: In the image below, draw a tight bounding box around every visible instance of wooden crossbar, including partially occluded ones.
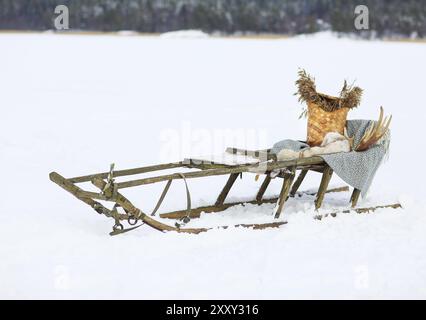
[69,162,185,183]
[116,157,325,189]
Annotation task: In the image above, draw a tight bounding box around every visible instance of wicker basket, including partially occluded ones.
[306,94,349,146]
[296,69,363,146]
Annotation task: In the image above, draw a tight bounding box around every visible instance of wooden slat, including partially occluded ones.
[49,172,127,219]
[70,147,272,184]
[315,166,333,210]
[184,160,231,170]
[116,157,325,189]
[290,169,308,197]
[215,173,240,206]
[295,186,349,197]
[350,188,361,207]
[68,162,185,183]
[221,221,287,230]
[314,203,402,220]
[160,197,280,219]
[77,190,110,201]
[274,167,296,218]
[256,174,272,203]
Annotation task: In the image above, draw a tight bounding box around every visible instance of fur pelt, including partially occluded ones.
[277,132,351,161]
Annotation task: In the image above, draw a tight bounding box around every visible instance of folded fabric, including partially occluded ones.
[271,120,390,196]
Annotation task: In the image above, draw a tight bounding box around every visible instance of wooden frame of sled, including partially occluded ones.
[49,147,400,236]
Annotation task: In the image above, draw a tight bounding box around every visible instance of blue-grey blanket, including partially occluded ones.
[271,120,390,196]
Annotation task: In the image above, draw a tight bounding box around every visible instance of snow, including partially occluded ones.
[116,30,140,36]
[1,32,426,299]
[160,29,210,39]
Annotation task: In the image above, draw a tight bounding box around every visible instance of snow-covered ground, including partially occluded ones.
[159,29,210,39]
[1,32,425,299]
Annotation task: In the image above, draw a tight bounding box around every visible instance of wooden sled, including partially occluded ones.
[49,147,401,236]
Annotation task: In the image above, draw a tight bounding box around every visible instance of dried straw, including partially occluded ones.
[295,69,363,113]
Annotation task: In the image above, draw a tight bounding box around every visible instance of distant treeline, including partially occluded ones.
[1,0,425,37]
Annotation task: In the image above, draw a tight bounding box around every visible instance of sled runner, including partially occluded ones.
[49,146,401,236]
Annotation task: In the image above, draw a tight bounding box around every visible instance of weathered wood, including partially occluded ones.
[315,166,333,210]
[90,177,288,235]
[295,186,349,197]
[77,190,110,201]
[256,174,272,203]
[220,221,287,230]
[91,177,208,234]
[186,163,231,170]
[292,165,324,173]
[290,169,308,197]
[159,185,350,220]
[350,188,361,207]
[70,147,274,184]
[50,172,101,208]
[160,196,280,219]
[113,220,287,235]
[314,203,402,220]
[116,157,325,189]
[327,186,349,193]
[49,172,127,219]
[69,162,185,183]
[274,167,296,219]
[215,173,240,206]
[49,172,287,234]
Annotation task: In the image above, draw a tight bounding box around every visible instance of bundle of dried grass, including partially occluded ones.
[295,69,363,113]
[294,69,363,146]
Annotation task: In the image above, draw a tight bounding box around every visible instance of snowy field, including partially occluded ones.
[1,32,426,299]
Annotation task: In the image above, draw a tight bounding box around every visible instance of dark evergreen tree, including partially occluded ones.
[0,0,424,38]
